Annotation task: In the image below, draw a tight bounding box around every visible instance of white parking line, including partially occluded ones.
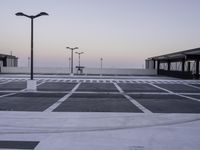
[37,81,46,86]
[0,80,11,84]
[0,80,41,98]
[149,83,200,102]
[113,82,124,93]
[0,92,17,98]
[149,83,173,93]
[184,84,200,90]
[113,82,152,113]
[44,82,81,112]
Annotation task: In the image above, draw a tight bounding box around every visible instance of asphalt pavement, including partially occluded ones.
[0,77,199,113]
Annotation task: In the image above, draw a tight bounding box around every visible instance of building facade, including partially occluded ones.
[0,54,18,67]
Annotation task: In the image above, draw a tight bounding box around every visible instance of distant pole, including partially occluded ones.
[66,47,78,74]
[10,51,13,66]
[28,57,30,67]
[100,58,103,69]
[69,57,71,72]
[75,52,84,67]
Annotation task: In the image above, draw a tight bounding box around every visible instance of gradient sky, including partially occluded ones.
[1,0,200,68]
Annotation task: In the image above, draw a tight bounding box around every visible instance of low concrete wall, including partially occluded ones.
[0,67,156,75]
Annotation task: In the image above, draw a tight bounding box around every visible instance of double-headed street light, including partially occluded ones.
[66,47,78,75]
[75,52,84,67]
[15,12,48,80]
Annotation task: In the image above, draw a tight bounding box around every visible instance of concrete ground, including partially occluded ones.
[0,75,200,150]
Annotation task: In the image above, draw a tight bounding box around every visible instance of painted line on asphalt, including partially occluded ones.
[114,82,123,93]
[148,83,173,93]
[44,82,81,112]
[1,78,200,84]
[0,90,199,95]
[37,81,46,86]
[73,91,120,94]
[0,81,34,98]
[0,80,12,84]
[149,83,200,102]
[126,92,200,95]
[0,90,68,94]
[126,92,173,95]
[0,92,17,98]
[184,84,200,90]
[113,82,152,113]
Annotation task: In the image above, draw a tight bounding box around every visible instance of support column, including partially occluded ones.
[167,60,171,71]
[3,58,7,66]
[187,62,190,72]
[182,59,185,72]
[195,60,199,79]
[153,60,156,69]
[157,60,160,75]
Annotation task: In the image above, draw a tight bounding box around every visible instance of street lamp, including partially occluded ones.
[16,12,48,90]
[16,12,48,80]
[75,52,84,67]
[66,47,78,75]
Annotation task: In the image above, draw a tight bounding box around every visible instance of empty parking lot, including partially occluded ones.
[0,78,200,113]
[0,76,200,150]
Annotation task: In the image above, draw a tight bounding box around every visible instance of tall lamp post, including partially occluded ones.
[75,52,84,67]
[16,12,48,90]
[66,47,78,75]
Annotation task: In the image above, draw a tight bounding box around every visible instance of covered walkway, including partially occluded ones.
[146,48,200,79]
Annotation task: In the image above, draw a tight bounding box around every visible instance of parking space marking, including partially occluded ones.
[0,92,17,98]
[0,81,47,98]
[184,84,200,90]
[74,91,119,94]
[1,77,200,84]
[0,81,30,98]
[126,92,172,95]
[37,81,46,86]
[0,80,12,84]
[44,82,81,112]
[113,82,152,113]
[149,83,200,102]
[149,83,173,93]
[114,83,123,93]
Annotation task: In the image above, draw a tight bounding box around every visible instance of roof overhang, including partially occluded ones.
[147,47,200,62]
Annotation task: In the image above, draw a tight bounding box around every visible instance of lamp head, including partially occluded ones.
[66,47,79,50]
[34,12,49,18]
[15,12,25,16]
[39,12,48,16]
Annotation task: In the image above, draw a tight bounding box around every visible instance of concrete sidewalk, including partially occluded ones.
[0,112,200,150]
